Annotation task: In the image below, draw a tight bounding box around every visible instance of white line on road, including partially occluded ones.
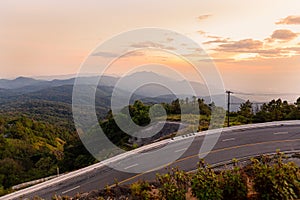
[222,138,235,142]
[273,132,289,135]
[62,186,80,194]
[175,148,187,153]
[124,163,139,170]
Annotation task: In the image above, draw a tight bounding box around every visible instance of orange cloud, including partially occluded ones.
[276,15,300,25]
[210,37,297,59]
[197,30,206,35]
[130,41,176,50]
[270,29,298,41]
[217,39,263,52]
[203,38,230,44]
[197,14,211,21]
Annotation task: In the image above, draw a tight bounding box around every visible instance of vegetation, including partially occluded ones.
[230,97,300,125]
[251,152,300,200]
[101,97,300,149]
[0,93,299,197]
[0,115,95,195]
[156,168,190,200]
[48,152,300,200]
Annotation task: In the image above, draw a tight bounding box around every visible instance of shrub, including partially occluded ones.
[131,181,152,200]
[251,152,300,200]
[191,160,223,200]
[221,167,247,200]
[156,168,189,200]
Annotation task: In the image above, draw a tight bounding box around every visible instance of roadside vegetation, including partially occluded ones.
[0,97,300,196]
[47,151,300,200]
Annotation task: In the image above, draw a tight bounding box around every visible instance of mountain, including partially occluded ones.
[0,72,246,113]
[0,72,216,98]
[0,77,44,89]
[0,76,118,95]
[113,71,211,97]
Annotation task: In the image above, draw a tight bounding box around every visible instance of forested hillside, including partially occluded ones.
[0,115,95,195]
[0,75,299,196]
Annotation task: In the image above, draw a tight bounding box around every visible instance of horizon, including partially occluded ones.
[0,71,299,104]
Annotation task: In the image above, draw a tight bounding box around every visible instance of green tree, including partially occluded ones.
[237,100,253,123]
[296,97,300,108]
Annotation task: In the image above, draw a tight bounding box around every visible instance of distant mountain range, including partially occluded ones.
[0,72,246,114]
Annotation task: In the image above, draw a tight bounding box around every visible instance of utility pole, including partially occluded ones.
[226,91,233,127]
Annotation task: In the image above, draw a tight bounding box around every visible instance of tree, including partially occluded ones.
[296,97,300,108]
[192,96,197,105]
[237,100,253,123]
[171,99,181,114]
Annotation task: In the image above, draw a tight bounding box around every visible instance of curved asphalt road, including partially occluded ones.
[2,122,300,200]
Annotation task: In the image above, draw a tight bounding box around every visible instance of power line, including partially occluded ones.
[232,91,300,96]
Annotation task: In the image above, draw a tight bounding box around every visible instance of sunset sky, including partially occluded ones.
[0,0,300,100]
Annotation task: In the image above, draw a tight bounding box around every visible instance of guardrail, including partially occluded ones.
[187,150,300,174]
[1,120,300,200]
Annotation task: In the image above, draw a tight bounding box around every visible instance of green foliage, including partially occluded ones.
[251,152,300,200]
[237,100,253,123]
[191,160,223,200]
[191,159,247,200]
[156,168,190,200]
[27,152,300,200]
[0,115,95,193]
[221,167,247,200]
[253,99,300,122]
[131,181,153,200]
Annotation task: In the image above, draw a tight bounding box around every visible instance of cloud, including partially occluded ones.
[270,29,298,41]
[166,37,174,42]
[207,35,223,39]
[197,14,211,21]
[285,46,300,54]
[130,41,176,50]
[197,30,206,35]
[256,48,288,58]
[212,38,294,58]
[92,51,119,58]
[217,39,263,52]
[92,51,145,58]
[203,38,230,44]
[276,15,300,25]
[199,58,235,63]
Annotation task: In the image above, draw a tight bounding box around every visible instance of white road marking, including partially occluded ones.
[124,163,139,170]
[175,148,187,153]
[222,138,235,142]
[62,186,80,194]
[274,132,288,135]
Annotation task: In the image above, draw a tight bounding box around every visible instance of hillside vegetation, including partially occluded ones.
[48,151,300,200]
[1,96,300,195]
[0,75,299,197]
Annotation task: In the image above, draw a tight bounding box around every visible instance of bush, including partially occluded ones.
[221,167,247,200]
[191,160,223,200]
[251,152,300,200]
[131,181,152,200]
[156,168,189,200]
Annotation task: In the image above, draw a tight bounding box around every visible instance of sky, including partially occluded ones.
[0,0,300,101]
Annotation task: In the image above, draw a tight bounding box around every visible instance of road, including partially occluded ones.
[2,121,300,200]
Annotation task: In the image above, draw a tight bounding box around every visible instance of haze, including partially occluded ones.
[0,0,300,99]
